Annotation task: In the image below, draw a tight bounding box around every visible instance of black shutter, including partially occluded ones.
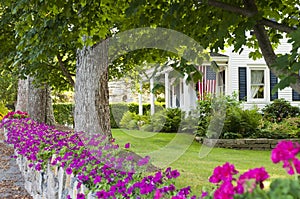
[270,71,278,101]
[292,89,300,101]
[238,67,247,101]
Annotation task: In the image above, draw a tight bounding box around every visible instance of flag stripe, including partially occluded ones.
[197,65,216,99]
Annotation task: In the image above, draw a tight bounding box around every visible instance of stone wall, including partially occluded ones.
[199,138,300,150]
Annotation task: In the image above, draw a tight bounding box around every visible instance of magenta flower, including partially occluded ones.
[154,189,163,199]
[137,156,150,166]
[201,191,208,198]
[93,176,102,184]
[124,143,130,149]
[76,193,85,199]
[271,141,300,175]
[271,141,300,163]
[209,162,238,184]
[213,181,234,199]
[237,167,269,192]
[66,167,73,175]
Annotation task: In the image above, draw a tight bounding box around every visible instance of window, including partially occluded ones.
[250,69,265,99]
[217,70,225,95]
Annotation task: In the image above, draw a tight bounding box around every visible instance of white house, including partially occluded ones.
[137,38,300,114]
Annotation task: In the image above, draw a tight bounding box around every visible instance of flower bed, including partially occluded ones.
[0,113,193,199]
[1,111,300,199]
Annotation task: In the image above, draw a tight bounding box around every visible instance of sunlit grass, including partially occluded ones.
[112,129,288,195]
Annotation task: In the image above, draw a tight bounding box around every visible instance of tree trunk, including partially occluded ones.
[253,24,300,94]
[15,79,28,112]
[74,39,112,139]
[16,77,55,125]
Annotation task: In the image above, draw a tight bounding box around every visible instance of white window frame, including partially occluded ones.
[216,69,226,95]
[247,66,269,102]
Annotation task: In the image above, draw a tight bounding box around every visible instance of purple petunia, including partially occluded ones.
[66,167,73,175]
[124,143,130,149]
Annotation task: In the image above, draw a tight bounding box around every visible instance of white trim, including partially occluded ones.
[150,78,155,115]
[247,66,270,103]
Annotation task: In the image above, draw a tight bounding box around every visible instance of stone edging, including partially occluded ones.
[195,137,300,150]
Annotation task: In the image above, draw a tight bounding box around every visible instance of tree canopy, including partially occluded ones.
[1,0,300,93]
[126,0,300,92]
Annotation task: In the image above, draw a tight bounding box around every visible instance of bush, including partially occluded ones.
[262,99,300,122]
[140,123,153,132]
[0,102,10,121]
[53,103,164,128]
[53,103,74,126]
[222,107,262,138]
[179,111,199,133]
[111,102,164,128]
[119,111,151,130]
[119,111,138,130]
[145,108,182,133]
[149,110,166,132]
[110,103,129,128]
[257,117,300,139]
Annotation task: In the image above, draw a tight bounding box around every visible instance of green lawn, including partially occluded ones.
[112,129,288,195]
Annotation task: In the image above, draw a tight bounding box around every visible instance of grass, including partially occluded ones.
[112,129,288,195]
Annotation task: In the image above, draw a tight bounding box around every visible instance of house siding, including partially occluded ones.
[225,37,300,109]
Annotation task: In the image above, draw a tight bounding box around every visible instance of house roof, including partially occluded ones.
[210,52,228,57]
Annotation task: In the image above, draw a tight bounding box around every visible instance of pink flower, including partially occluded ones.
[66,167,72,175]
[271,141,300,163]
[93,176,102,184]
[201,191,208,198]
[239,167,269,185]
[154,189,163,199]
[214,181,234,199]
[209,162,238,184]
[271,141,300,175]
[283,158,300,175]
[124,143,130,149]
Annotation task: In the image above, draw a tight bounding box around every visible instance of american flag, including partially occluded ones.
[198,65,216,100]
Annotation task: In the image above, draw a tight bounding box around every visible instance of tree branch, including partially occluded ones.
[260,18,296,34]
[207,0,256,17]
[207,0,296,34]
[253,23,300,93]
[57,54,75,87]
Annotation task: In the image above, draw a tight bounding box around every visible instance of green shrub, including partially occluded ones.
[120,111,138,130]
[149,110,166,132]
[145,108,182,133]
[110,102,164,128]
[140,124,153,132]
[0,102,10,121]
[262,99,300,122]
[110,103,129,128]
[179,111,199,133]
[119,111,151,130]
[257,117,300,138]
[53,103,74,126]
[194,94,244,138]
[53,102,162,128]
[222,107,262,138]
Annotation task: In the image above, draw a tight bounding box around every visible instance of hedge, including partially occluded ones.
[53,102,164,128]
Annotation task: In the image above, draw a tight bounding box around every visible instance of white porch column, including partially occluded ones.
[150,78,155,115]
[172,86,176,108]
[183,75,190,112]
[165,72,170,108]
[179,79,184,108]
[138,82,143,115]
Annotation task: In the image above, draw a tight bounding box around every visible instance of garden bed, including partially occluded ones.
[196,137,300,150]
